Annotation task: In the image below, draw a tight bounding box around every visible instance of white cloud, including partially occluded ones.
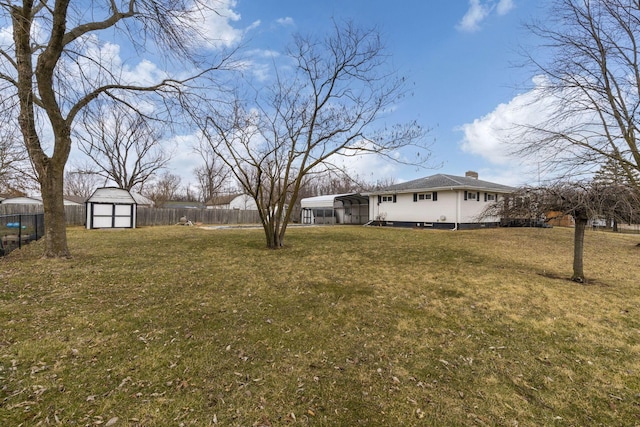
[325,140,410,184]
[458,98,529,165]
[496,0,515,15]
[475,167,530,187]
[457,76,556,183]
[276,17,295,27]
[238,49,287,82]
[331,152,401,185]
[456,0,516,32]
[123,59,167,86]
[458,73,617,186]
[69,37,168,89]
[164,133,202,182]
[181,0,258,50]
[0,25,12,46]
[189,0,244,49]
[246,60,272,82]
[457,0,491,32]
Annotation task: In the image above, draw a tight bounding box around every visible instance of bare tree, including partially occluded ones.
[193,142,231,203]
[0,132,26,193]
[593,157,640,230]
[77,102,172,191]
[368,176,399,191]
[0,104,40,194]
[194,21,431,248]
[181,182,200,203]
[297,170,368,200]
[0,0,235,257]
[517,0,640,185]
[485,181,639,283]
[63,169,103,199]
[142,172,182,208]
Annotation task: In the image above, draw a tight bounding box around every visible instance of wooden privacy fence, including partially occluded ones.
[136,207,261,226]
[0,205,261,227]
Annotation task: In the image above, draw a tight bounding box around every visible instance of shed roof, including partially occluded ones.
[87,187,136,204]
[366,174,515,195]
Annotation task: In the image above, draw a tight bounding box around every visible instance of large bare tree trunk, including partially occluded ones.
[260,209,286,249]
[572,215,587,283]
[40,163,70,258]
[266,226,282,249]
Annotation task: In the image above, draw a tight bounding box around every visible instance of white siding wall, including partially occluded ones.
[458,191,497,223]
[369,190,501,224]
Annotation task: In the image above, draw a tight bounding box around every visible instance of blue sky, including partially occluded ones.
[0,0,548,189]
[185,0,545,187]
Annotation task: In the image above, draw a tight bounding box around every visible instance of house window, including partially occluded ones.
[466,191,477,200]
[379,195,396,203]
[486,194,496,201]
[413,192,438,202]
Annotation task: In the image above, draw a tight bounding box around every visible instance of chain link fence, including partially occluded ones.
[0,213,45,256]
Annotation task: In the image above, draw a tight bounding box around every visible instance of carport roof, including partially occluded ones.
[300,193,367,208]
[334,193,369,205]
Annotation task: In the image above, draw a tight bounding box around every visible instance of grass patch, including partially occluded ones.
[1,226,639,426]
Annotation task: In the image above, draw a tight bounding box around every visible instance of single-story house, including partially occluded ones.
[206,194,258,210]
[364,171,515,230]
[300,193,369,225]
[85,187,137,229]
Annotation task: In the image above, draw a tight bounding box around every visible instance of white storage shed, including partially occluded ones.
[86,187,137,229]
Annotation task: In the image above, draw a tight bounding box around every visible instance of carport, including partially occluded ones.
[300,193,369,225]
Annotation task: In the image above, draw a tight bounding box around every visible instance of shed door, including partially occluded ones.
[90,203,133,228]
[113,204,133,227]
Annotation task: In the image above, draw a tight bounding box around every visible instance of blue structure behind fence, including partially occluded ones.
[0,213,45,256]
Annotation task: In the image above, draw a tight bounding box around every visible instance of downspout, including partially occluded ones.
[452,188,459,231]
[374,196,379,221]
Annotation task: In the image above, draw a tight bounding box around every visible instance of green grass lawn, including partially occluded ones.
[1,225,639,426]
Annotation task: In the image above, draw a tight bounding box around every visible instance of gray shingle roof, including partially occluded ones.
[369,174,515,194]
[87,187,136,204]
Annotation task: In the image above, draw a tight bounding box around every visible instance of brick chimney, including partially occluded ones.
[465,171,479,179]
